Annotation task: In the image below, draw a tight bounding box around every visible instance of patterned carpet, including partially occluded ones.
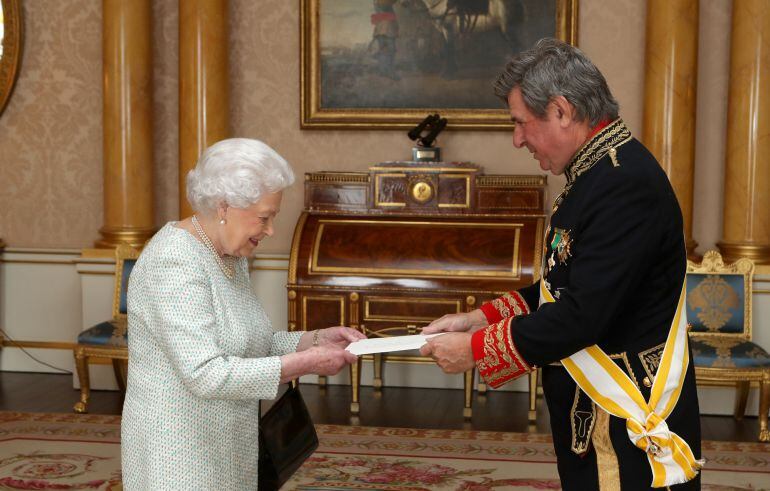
[0,412,768,490]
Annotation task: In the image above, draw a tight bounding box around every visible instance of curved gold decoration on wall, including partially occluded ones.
[0,0,22,118]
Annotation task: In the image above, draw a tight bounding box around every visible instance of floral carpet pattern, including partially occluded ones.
[0,412,122,490]
[1,412,769,490]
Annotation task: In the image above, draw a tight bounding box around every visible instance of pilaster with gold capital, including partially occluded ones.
[178,0,230,219]
[718,0,770,265]
[642,0,699,259]
[97,0,156,249]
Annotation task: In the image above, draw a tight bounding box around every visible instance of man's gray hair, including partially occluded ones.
[186,138,295,213]
[494,38,619,126]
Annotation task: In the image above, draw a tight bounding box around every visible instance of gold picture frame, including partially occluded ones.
[301,0,578,130]
[0,0,23,118]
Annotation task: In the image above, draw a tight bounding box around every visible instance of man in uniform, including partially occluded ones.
[371,0,400,80]
[421,38,702,490]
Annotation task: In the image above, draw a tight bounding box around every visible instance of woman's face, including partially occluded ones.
[219,191,283,257]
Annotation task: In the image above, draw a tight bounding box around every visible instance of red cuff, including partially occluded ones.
[472,318,532,389]
[479,291,531,324]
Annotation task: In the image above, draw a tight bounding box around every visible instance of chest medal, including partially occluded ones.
[550,228,573,265]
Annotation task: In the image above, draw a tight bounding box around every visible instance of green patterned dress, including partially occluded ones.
[121,223,302,490]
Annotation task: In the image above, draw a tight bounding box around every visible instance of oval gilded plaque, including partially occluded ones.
[410,181,433,203]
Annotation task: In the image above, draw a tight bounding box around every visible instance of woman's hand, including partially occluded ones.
[297,326,366,352]
[305,345,358,376]
[280,345,358,382]
[421,309,487,334]
[317,326,367,348]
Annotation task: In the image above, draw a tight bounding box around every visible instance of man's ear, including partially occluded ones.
[551,96,576,128]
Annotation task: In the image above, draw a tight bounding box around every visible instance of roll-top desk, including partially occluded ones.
[287,161,546,417]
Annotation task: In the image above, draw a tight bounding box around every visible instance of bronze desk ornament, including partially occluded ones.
[408,114,447,162]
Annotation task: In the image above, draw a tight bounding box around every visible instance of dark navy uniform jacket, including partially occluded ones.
[473,119,701,490]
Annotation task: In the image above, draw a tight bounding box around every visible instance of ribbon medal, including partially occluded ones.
[550,228,573,265]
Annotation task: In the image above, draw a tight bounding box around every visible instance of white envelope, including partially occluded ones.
[345,333,444,356]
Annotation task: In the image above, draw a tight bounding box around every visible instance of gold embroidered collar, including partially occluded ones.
[553,118,632,212]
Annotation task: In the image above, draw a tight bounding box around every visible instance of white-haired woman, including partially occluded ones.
[121,138,363,490]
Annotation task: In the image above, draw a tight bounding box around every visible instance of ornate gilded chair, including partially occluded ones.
[73,244,139,413]
[687,250,770,442]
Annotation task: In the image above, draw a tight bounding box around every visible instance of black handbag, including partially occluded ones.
[258,383,319,490]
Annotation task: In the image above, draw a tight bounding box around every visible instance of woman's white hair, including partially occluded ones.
[186,138,295,213]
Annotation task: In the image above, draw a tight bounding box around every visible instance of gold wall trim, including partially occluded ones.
[254,255,290,261]
[1,340,78,350]
[0,259,75,265]
[250,266,289,271]
[310,220,521,279]
[3,248,80,255]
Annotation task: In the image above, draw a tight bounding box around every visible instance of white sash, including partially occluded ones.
[540,280,703,487]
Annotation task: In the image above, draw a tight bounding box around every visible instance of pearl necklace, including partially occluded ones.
[191,215,235,279]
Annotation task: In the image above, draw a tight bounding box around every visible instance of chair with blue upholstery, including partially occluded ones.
[73,244,139,413]
[687,250,770,442]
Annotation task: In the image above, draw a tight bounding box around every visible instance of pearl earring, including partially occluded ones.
[219,219,226,225]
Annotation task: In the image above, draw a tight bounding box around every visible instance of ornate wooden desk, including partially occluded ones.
[287,162,546,417]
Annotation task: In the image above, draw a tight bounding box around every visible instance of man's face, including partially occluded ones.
[507,87,575,175]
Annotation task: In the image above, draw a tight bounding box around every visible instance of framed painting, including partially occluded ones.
[301,0,578,130]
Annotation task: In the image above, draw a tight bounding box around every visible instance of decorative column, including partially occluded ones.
[642,0,699,258]
[97,0,155,249]
[718,0,770,264]
[179,0,230,218]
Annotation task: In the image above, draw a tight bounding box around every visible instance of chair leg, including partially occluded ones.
[73,347,91,414]
[112,359,127,393]
[463,369,474,419]
[373,353,383,390]
[528,369,539,422]
[759,372,770,443]
[733,381,750,420]
[349,357,361,415]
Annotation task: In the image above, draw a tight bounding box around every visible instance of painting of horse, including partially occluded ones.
[301,0,576,129]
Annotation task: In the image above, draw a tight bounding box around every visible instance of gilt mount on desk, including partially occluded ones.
[304,161,547,214]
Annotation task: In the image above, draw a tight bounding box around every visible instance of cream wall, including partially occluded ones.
[0,0,728,256]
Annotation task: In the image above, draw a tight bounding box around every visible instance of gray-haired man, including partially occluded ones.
[422,38,702,490]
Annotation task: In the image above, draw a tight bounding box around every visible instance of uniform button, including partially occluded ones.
[643,377,652,388]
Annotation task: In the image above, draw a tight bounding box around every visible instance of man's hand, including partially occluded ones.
[419,332,475,373]
[421,310,487,335]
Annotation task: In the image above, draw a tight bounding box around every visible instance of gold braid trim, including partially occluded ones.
[553,119,633,212]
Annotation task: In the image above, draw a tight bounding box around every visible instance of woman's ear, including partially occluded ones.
[216,203,229,222]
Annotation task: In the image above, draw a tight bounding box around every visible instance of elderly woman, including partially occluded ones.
[121,138,363,490]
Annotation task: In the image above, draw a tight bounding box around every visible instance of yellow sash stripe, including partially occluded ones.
[649,283,686,415]
[561,358,637,417]
[540,278,702,487]
[587,346,650,410]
